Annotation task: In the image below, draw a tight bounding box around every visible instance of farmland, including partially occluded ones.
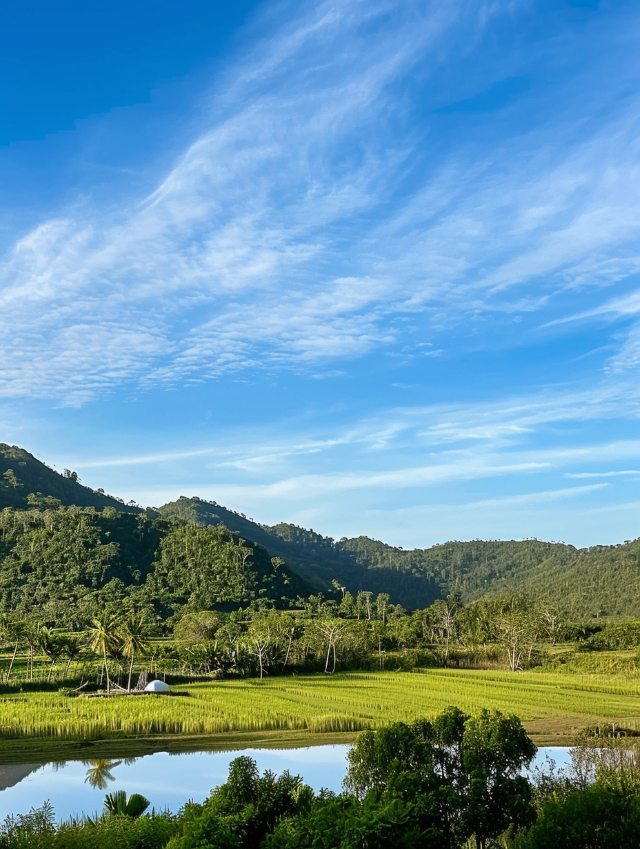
[1,667,640,762]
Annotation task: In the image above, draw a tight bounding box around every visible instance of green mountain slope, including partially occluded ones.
[157,497,442,608]
[0,506,310,624]
[157,498,640,618]
[3,445,639,620]
[0,444,141,513]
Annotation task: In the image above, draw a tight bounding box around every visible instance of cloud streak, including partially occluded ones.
[2,2,640,402]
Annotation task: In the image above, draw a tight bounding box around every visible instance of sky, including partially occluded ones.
[1,0,639,549]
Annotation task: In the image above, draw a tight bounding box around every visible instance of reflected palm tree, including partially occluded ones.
[82,759,122,790]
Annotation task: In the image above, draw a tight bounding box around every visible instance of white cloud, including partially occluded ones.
[2,0,640,403]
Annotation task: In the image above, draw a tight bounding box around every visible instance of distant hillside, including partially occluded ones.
[157,497,442,608]
[0,444,141,513]
[3,445,639,619]
[0,506,310,624]
[158,497,640,618]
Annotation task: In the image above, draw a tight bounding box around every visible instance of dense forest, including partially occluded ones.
[0,507,310,627]
[1,443,640,619]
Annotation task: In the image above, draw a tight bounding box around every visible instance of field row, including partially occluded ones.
[1,669,640,743]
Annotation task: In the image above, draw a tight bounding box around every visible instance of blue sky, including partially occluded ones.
[1,0,639,548]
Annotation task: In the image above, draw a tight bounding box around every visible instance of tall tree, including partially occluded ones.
[89,613,119,693]
[120,613,151,691]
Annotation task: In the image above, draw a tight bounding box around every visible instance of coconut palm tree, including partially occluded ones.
[37,626,65,682]
[0,614,24,683]
[104,790,150,817]
[60,633,83,677]
[120,613,151,692]
[88,613,119,694]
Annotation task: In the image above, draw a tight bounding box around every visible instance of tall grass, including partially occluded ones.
[1,669,640,741]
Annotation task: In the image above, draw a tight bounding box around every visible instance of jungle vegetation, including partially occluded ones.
[2,443,640,618]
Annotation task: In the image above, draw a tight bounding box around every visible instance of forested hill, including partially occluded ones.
[157,498,640,618]
[157,497,442,609]
[0,444,141,513]
[0,507,310,625]
[155,498,640,619]
[2,445,640,618]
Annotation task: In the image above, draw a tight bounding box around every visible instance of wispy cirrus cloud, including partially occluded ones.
[2,0,640,405]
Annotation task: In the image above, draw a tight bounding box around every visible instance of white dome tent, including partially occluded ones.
[144,679,170,693]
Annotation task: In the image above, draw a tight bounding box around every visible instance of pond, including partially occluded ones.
[0,745,572,822]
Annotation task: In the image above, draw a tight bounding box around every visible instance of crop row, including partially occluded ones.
[1,670,640,742]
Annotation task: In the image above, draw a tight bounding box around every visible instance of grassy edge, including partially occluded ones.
[4,713,636,765]
[0,729,358,767]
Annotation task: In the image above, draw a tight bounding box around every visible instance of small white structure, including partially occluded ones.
[144,679,170,693]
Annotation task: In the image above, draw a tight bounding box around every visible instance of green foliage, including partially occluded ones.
[510,785,640,849]
[0,507,306,626]
[167,755,303,849]
[158,496,640,618]
[0,444,141,513]
[346,707,536,849]
[581,621,640,650]
[103,790,150,818]
[3,447,640,618]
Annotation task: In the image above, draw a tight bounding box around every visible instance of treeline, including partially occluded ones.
[4,710,640,848]
[3,582,615,688]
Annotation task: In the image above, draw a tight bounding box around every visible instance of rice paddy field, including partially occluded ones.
[2,668,640,755]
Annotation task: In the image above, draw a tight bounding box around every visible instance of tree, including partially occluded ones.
[345,707,536,849]
[429,595,460,663]
[173,611,220,643]
[83,759,122,790]
[60,634,83,677]
[1,469,21,489]
[103,790,150,818]
[0,614,24,683]
[121,613,151,691]
[89,613,120,693]
[492,597,539,672]
[37,626,65,682]
[247,619,272,681]
[317,619,348,673]
[461,709,537,848]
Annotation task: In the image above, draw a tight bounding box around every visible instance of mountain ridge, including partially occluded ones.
[2,444,639,618]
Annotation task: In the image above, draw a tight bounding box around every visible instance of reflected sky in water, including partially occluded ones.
[0,745,571,822]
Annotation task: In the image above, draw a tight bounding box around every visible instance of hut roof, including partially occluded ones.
[144,679,170,693]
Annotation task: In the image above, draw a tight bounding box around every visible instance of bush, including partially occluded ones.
[510,786,640,849]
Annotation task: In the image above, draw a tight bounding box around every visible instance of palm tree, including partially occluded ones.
[61,634,83,677]
[120,613,150,692]
[103,790,150,817]
[37,626,65,682]
[0,614,24,683]
[89,614,119,694]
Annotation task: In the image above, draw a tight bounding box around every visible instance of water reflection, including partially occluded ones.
[0,746,571,822]
[82,760,122,790]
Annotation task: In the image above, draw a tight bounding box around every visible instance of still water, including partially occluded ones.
[0,746,572,822]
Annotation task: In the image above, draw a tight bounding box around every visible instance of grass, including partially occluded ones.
[2,667,640,759]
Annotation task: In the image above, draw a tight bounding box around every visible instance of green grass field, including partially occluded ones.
[2,668,640,757]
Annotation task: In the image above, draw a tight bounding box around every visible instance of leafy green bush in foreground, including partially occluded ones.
[4,709,640,848]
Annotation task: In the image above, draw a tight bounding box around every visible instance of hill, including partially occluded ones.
[0,444,141,513]
[2,445,639,619]
[157,498,640,618]
[0,506,311,625]
[157,497,442,608]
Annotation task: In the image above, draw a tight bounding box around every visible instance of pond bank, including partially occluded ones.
[0,730,357,767]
